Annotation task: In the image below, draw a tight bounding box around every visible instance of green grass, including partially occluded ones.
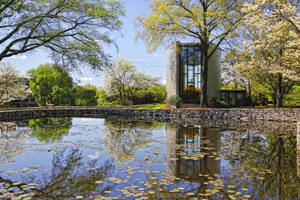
[137,104,166,109]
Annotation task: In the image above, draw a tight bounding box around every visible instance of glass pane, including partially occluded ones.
[188,66,194,83]
[188,47,195,66]
[196,73,201,89]
[181,49,187,65]
[195,50,201,66]
[195,65,200,74]
[184,74,187,88]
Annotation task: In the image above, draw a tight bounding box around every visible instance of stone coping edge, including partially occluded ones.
[0,107,299,123]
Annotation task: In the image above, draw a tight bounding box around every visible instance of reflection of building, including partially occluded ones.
[166,125,221,181]
[166,42,221,104]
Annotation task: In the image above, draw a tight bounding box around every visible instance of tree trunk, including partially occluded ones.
[200,4,209,107]
[200,43,209,107]
[273,92,277,106]
[248,80,252,105]
[276,74,283,108]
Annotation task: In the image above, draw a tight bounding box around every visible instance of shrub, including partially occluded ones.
[165,95,182,108]
[283,102,300,108]
[120,99,133,106]
[211,97,230,108]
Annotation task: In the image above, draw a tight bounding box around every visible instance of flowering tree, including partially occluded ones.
[103,58,154,105]
[0,62,29,104]
[235,0,300,107]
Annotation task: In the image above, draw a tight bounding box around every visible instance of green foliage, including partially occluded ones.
[211,97,230,108]
[165,95,182,108]
[73,85,97,106]
[28,64,74,106]
[283,102,300,108]
[28,118,72,143]
[96,88,119,107]
[128,84,166,105]
[284,85,300,104]
[137,104,166,109]
[103,58,164,106]
[0,0,124,70]
[146,84,166,103]
[132,89,154,105]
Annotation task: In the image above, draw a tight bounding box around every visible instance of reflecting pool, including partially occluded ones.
[0,118,299,199]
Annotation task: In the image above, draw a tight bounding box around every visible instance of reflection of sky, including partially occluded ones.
[0,118,298,199]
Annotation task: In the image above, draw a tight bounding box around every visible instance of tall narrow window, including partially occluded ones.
[180,45,201,102]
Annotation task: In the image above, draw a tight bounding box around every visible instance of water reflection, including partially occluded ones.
[102,120,161,162]
[0,148,114,200]
[166,125,221,180]
[223,130,299,199]
[0,122,31,164]
[165,124,300,199]
[0,118,299,199]
[28,118,72,143]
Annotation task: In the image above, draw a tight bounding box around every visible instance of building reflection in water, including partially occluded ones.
[166,124,221,181]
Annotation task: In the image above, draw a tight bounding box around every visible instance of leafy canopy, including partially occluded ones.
[0,0,124,70]
[28,64,74,106]
[136,0,243,55]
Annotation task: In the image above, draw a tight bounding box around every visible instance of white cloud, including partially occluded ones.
[88,152,101,160]
[79,118,94,121]
[81,77,94,82]
[162,79,166,84]
[10,55,27,60]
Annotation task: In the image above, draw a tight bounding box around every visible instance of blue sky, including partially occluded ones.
[4,0,167,87]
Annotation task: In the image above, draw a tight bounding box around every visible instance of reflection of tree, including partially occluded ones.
[102,120,156,161]
[224,131,300,200]
[0,148,114,200]
[0,121,31,164]
[28,118,72,143]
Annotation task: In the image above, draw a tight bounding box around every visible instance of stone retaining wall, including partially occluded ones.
[0,107,299,123]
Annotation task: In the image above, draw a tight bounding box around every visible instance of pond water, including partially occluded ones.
[0,118,299,200]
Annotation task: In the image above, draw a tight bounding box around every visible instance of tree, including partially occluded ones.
[234,0,300,107]
[0,0,124,70]
[103,58,154,105]
[221,50,248,91]
[73,84,97,106]
[28,64,74,106]
[136,0,243,106]
[0,62,29,104]
[134,84,166,104]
